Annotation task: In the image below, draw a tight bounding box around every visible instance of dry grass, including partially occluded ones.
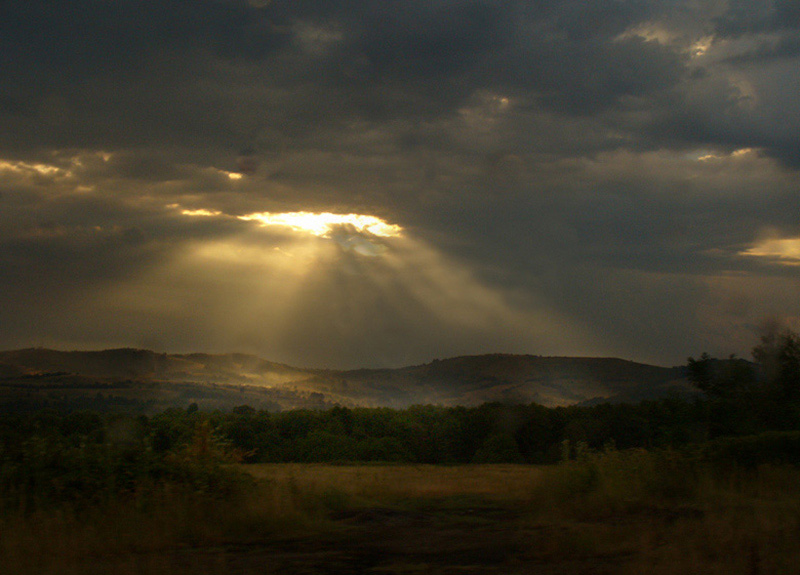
[0,482,285,572]
[520,449,800,574]
[3,456,800,574]
[245,462,542,502]
[241,459,800,574]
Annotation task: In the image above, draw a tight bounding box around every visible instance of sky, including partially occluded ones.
[1,0,799,369]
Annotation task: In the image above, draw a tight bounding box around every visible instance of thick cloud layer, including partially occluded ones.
[1,0,798,367]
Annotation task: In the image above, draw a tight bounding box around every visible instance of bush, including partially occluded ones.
[0,415,252,514]
[530,446,701,518]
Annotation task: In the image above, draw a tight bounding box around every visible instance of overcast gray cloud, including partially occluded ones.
[1,0,798,368]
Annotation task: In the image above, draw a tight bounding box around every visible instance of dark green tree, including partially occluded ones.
[752,328,800,401]
[472,432,524,463]
[686,353,755,400]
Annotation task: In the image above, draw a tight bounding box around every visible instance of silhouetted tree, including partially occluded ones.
[686,353,755,400]
[752,328,800,401]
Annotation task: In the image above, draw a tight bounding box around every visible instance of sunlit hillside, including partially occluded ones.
[0,348,690,412]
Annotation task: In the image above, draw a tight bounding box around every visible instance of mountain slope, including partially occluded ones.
[0,349,689,412]
[302,354,687,407]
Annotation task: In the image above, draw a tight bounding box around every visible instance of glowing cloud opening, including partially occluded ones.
[0,159,70,177]
[740,237,800,265]
[237,211,403,238]
[697,148,755,162]
[181,208,223,217]
[690,36,713,57]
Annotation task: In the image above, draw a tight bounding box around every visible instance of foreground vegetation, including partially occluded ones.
[3,449,800,574]
[1,329,799,573]
[2,402,800,574]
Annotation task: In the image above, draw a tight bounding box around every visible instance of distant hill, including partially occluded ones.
[0,348,304,383]
[0,348,689,413]
[305,354,689,408]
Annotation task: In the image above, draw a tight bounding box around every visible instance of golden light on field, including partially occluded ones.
[237,211,403,238]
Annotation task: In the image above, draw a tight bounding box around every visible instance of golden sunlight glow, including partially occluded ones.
[182,208,223,217]
[698,148,754,162]
[690,36,713,57]
[238,211,403,238]
[215,169,243,180]
[740,237,800,265]
[0,159,69,177]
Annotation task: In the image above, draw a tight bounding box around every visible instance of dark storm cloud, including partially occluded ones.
[1,0,291,155]
[1,0,679,152]
[1,1,287,83]
[714,0,800,36]
[0,0,791,150]
[1,0,799,366]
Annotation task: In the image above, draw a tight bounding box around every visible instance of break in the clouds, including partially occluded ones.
[1,0,799,368]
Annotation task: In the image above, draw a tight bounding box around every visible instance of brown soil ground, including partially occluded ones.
[131,503,634,575]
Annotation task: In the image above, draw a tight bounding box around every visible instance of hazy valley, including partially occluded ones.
[0,347,690,413]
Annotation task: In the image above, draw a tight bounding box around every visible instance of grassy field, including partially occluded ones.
[3,451,800,574]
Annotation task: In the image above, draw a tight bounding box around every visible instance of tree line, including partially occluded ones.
[1,328,799,511]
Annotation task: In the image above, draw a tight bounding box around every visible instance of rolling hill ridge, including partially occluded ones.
[0,348,689,413]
